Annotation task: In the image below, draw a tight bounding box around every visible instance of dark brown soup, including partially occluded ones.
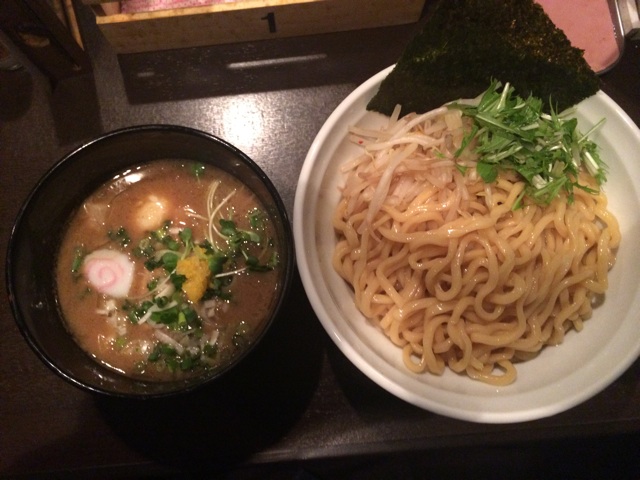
[56,160,282,381]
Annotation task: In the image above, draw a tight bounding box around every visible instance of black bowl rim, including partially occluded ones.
[5,124,296,398]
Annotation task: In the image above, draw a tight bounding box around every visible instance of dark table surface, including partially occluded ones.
[1,4,640,479]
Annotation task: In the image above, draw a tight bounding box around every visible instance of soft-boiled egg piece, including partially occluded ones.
[135,195,169,231]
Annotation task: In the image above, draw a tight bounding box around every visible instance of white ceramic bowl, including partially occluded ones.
[293,66,640,423]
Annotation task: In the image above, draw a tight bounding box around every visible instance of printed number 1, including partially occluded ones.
[261,12,277,33]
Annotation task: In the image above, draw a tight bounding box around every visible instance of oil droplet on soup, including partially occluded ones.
[55,160,282,382]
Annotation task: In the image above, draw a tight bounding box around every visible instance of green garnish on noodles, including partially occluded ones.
[451,81,607,209]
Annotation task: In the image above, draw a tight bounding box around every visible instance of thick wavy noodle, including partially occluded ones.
[332,105,620,386]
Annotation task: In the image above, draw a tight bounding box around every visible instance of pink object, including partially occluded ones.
[536,0,621,73]
[120,0,236,13]
[83,249,135,298]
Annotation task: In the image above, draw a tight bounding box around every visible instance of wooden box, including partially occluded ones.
[82,0,426,54]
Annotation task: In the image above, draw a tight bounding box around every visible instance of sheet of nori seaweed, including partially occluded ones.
[367,0,601,116]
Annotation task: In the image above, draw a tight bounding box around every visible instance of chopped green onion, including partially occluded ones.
[108,227,131,247]
[71,247,85,274]
[190,162,206,179]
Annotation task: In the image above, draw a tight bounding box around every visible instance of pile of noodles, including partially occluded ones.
[332,105,620,386]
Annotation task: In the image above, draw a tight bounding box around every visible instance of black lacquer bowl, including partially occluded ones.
[6,125,294,398]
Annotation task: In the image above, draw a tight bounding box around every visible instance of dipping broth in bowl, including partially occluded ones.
[56,160,281,382]
[7,125,294,397]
